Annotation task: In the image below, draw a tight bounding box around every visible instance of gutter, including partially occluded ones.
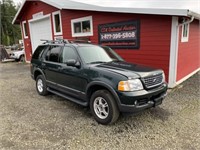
[178,15,194,26]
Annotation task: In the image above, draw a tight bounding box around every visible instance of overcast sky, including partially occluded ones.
[13,0,200,13]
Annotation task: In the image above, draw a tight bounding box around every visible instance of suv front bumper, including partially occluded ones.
[117,83,168,113]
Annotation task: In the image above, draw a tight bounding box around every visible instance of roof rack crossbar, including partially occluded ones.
[40,39,91,44]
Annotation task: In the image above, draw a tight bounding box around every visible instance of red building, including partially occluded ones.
[13,0,200,88]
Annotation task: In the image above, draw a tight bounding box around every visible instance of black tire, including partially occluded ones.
[19,55,25,62]
[90,90,120,125]
[36,75,48,96]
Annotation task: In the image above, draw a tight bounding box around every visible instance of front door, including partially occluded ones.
[56,46,88,100]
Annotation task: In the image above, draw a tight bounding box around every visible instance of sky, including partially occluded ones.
[13,0,200,13]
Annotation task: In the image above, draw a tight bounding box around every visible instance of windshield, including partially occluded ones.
[78,45,123,64]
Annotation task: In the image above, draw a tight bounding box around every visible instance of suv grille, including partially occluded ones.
[143,74,163,88]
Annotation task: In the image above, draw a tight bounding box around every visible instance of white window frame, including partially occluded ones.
[181,23,190,42]
[71,16,93,37]
[52,11,63,36]
[22,21,28,39]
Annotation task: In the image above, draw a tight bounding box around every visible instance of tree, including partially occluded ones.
[0,0,21,46]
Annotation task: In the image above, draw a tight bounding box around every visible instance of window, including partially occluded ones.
[46,46,61,63]
[32,46,47,59]
[71,16,93,37]
[181,23,190,42]
[22,21,28,38]
[61,47,77,63]
[52,11,62,35]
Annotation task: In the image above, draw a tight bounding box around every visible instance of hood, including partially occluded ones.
[95,61,163,79]
[12,50,24,55]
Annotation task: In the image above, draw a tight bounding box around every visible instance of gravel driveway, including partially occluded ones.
[0,62,199,150]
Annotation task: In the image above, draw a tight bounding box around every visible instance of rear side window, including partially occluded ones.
[32,46,47,59]
[45,46,62,63]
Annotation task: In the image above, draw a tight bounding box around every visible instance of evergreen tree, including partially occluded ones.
[0,0,21,46]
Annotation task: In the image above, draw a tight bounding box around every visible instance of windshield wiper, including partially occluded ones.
[89,61,107,64]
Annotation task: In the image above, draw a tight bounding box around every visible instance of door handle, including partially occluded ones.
[58,66,63,70]
[41,63,46,67]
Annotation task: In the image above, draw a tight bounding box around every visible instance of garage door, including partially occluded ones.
[29,16,52,53]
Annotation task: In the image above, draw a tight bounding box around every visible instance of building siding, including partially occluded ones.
[62,10,171,80]
[177,20,200,81]
[20,1,58,61]
[20,1,172,81]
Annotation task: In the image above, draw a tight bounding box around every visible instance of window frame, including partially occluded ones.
[60,46,78,63]
[52,11,63,36]
[45,45,62,63]
[181,23,190,42]
[71,16,93,37]
[22,20,28,39]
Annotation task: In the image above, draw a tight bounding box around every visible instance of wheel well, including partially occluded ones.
[87,85,111,100]
[34,70,42,80]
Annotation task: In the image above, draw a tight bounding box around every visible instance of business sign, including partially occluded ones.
[98,20,140,49]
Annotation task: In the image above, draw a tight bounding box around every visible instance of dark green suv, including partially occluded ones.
[31,40,167,125]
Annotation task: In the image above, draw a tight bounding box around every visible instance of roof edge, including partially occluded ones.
[13,0,200,24]
[12,0,62,24]
[188,10,200,20]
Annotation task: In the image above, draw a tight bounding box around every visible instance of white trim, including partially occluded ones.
[28,14,51,23]
[181,23,190,42]
[22,21,28,39]
[32,11,44,19]
[71,16,93,37]
[52,11,63,36]
[12,0,200,24]
[176,68,200,85]
[168,17,179,88]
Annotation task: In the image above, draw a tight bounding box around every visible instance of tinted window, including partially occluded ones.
[45,46,61,63]
[32,46,46,59]
[61,47,77,63]
[78,46,122,64]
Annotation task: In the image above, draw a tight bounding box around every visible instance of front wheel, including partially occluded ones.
[90,90,119,125]
[36,75,48,96]
[19,55,25,62]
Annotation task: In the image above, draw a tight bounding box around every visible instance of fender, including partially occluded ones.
[33,68,46,80]
[86,81,121,107]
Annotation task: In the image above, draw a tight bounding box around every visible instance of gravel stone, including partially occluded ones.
[0,62,199,150]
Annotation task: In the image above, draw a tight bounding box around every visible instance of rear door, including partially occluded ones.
[42,45,63,86]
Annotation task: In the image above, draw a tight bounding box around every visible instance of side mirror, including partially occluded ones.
[66,59,80,68]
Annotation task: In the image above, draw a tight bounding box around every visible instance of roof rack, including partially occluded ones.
[41,39,91,44]
[41,39,68,44]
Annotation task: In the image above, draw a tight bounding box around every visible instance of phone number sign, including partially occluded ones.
[98,20,140,49]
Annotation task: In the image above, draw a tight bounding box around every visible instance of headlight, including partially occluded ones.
[118,79,143,92]
[162,72,166,82]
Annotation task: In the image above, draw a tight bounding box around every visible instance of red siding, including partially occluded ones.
[62,10,171,80]
[20,1,172,81]
[20,1,58,61]
[177,20,200,81]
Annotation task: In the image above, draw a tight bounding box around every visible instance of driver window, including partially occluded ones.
[61,47,77,63]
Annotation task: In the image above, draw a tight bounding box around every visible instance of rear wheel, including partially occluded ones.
[90,90,119,125]
[36,75,48,96]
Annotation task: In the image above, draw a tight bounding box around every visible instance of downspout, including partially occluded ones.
[168,15,194,88]
[172,16,194,88]
[178,16,194,26]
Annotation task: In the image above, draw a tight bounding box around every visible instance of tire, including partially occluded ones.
[36,75,48,96]
[19,55,25,62]
[90,90,120,125]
